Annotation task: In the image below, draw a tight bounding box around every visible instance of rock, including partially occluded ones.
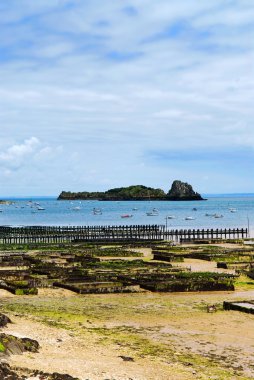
[167,180,204,201]
[118,355,134,362]
[0,362,21,380]
[0,333,39,355]
[32,371,79,380]
[0,365,80,380]
[49,374,80,380]
[21,337,40,353]
[0,314,11,327]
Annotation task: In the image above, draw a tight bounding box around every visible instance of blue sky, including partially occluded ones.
[0,0,253,195]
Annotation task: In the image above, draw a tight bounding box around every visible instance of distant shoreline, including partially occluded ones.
[0,193,253,200]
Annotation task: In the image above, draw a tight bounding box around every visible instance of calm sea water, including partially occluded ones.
[0,195,253,237]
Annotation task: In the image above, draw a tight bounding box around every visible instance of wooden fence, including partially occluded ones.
[0,225,248,244]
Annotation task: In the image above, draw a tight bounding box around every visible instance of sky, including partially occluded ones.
[0,0,253,196]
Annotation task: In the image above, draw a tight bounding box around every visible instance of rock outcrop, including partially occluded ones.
[0,364,80,380]
[167,180,204,200]
[31,371,79,380]
[0,362,21,380]
[0,333,39,355]
[0,314,11,328]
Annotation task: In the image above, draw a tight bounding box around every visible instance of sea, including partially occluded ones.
[0,194,253,237]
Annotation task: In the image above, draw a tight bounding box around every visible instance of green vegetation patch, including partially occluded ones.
[15,288,38,295]
[0,341,6,352]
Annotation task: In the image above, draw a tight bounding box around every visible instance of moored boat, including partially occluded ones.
[146,212,158,216]
[214,214,223,218]
[93,208,102,215]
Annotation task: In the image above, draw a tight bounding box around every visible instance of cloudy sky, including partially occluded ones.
[0,0,253,196]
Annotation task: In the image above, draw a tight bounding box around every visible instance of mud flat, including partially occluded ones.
[0,287,254,379]
[0,239,254,379]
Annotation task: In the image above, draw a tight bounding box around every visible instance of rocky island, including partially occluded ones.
[58,180,205,201]
[167,180,205,201]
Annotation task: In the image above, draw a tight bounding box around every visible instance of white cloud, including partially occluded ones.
[0,137,62,172]
[0,137,40,168]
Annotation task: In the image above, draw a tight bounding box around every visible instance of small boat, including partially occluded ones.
[167,215,176,219]
[93,208,102,215]
[214,214,223,218]
[37,207,45,211]
[146,212,158,216]
[121,214,133,218]
[132,208,138,211]
[192,208,197,211]
[153,208,159,212]
[72,206,81,211]
[185,216,195,220]
[229,208,237,213]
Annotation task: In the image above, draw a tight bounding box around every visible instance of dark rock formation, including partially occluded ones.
[0,314,11,327]
[47,374,79,380]
[167,180,204,201]
[0,362,21,380]
[0,364,80,380]
[31,371,79,380]
[0,333,39,355]
[118,355,134,362]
